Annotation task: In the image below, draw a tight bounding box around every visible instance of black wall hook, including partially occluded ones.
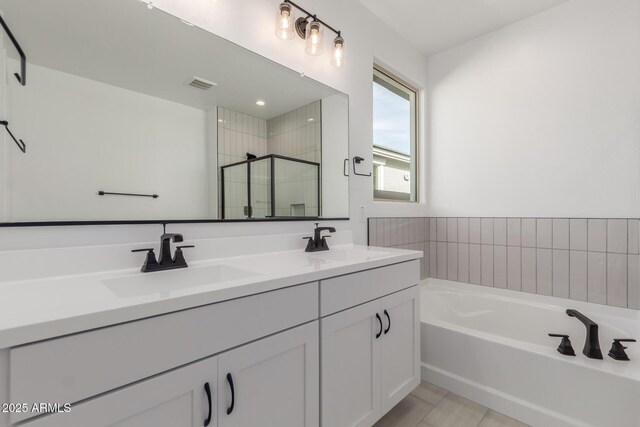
[0,121,25,153]
[0,15,26,86]
[352,156,372,177]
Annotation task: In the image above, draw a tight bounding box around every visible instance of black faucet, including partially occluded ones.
[132,225,194,272]
[566,309,603,359]
[304,223,336,252]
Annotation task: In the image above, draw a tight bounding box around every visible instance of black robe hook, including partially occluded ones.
[0,121,26,153]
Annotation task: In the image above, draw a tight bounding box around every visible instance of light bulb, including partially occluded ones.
[275,3,295,40]
[330,36,346,67]
[305,20,324,56]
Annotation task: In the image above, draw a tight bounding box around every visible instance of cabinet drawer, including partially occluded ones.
[320,261,419,316]
[9,282,318,424]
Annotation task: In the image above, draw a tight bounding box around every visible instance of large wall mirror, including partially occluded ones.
[0,0,349,224]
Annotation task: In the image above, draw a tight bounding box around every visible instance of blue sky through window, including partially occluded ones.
[373,80,411,155]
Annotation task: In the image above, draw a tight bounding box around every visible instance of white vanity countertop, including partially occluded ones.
[0,244,421,348]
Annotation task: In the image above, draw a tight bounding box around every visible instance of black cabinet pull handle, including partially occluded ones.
[203,382,212,426]
[375,313,383,339]
[384,309,391,334]
[226,373,235,415]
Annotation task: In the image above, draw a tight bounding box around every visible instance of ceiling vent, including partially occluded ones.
[188,76,217,90]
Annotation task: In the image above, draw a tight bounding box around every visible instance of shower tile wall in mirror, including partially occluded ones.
[0,0,349,224]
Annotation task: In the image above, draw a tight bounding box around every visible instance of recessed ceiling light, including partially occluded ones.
[256,100,266,106]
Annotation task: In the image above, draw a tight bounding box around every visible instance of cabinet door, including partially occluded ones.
[379,286,420,413]
[321,299,381,427]
[217,321,319,427]
[22,356,217,427]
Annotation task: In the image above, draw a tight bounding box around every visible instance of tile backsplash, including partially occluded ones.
[368,217,640,310]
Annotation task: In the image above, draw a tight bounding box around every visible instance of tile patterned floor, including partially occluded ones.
[374,381,530,427]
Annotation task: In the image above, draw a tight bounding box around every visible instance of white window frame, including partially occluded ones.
[372,65,418,202]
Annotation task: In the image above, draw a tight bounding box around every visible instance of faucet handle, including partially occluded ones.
[609,338,636,361]
[548,333,576,356]
[131,248,158,272]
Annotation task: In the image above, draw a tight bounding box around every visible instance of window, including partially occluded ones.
[372,66,418,202]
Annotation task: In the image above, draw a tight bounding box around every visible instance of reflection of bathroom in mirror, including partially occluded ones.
[0,0,349,223]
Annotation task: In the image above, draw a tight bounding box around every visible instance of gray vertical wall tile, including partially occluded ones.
[422,218,429,242]
[607,253,627,308]
[429,242,437,278]
[607,219,627,254]
[389,218,398,246]
[458,218,469,243]
[552,219,569,250]
[368,220,376,246]
[429,218,437,241]
[570,219,587,250]
[383,218,391,246]
[469,244,482,285]
[536,248,553,296]
[469,218,481,244]
[628,220,639,254]
[376,219,384,246]
[420,243,427,279]
[569,251,588,302]
[481,244,494,286]
[494,245,507,288]
[536,219,552,249]
[481,218,494,245]
[507,246,522,291]
[458,243,469,283]
[552,250,569,298]
[403,218,411,245]
[588,252,607,304]
[436,242,447,279]
[407,218,416,244]
[447,218,458,242]
[494,218,507,246]
[522,247,537,293]
[588,219,607,252]
[437,218,447,242]
[522,219,536,248]
[447,243,458,281]
[507,218,521,247]
[628,255,639,309]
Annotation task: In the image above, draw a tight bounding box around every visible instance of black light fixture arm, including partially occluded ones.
[0,120,25,153]
[0,15,26,86]
[283,0,341,37]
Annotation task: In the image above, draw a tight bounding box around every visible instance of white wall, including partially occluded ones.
[322,94,349,217]
[4,60,209,221]
[427,0,640,217]
[0,0,429,250]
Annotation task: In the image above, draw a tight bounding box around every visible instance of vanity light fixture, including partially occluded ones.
[256,100,266,106]
[275,0,345,67]
[275,2,295,40]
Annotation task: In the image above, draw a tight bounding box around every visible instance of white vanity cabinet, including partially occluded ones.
[217,321,319,427]
[320,261,421,427]
[0,252,422,427]
[21,321,319,427]
[20,356,218,427]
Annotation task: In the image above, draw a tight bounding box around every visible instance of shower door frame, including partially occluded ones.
[220,154,321,220]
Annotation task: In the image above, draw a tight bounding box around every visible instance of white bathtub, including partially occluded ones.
[420,278,640,427]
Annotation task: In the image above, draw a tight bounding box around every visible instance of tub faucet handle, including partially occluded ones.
[548,333,576,356]
[608,339,636,361]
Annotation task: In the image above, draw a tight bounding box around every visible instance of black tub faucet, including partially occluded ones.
[304,223,336,252]
[566,309,602,359]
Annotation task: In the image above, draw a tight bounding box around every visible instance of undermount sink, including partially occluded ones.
[103,264,257,298]
[306,248,391,263]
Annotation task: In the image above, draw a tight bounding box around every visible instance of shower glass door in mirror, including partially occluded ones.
[0,0,349,224]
